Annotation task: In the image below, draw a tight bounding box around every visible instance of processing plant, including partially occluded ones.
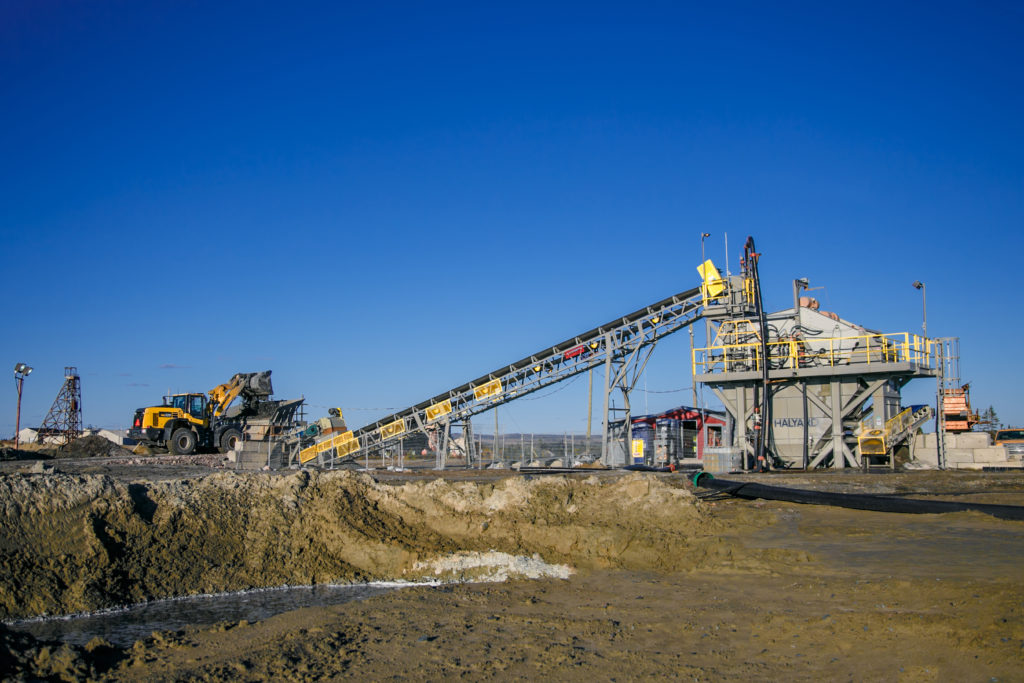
[292,235,988,472]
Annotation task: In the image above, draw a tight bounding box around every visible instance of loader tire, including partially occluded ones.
[169,428,197,455]
[219,428,243,454]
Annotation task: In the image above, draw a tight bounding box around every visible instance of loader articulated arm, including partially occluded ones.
[208,371,274,419]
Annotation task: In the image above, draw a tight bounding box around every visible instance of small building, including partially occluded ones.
[606,406,727,466]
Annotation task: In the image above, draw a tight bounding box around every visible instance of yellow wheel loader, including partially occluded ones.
[129,371,276,454]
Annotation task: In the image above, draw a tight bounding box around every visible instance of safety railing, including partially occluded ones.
[693,332,935,376]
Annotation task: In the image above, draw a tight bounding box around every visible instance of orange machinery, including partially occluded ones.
[942,384,979,432]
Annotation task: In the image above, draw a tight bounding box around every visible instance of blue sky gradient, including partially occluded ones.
[2,1,1021,435]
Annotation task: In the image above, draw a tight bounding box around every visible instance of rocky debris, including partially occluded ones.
[107,453,228,468]
[0,624,123,682]
[28,461,53,474]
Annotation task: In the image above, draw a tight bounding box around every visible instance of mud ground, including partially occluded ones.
[2,461,1023,681]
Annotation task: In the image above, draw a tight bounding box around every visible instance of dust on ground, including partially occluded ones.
[2,465,1023,681]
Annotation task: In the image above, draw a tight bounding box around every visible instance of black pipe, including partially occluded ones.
[691,472,1024,521]
[624,464,679,472]
[744,236,773,471]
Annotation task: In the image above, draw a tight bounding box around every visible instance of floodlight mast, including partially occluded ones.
[912,280,927,338]
[14,363,33,450]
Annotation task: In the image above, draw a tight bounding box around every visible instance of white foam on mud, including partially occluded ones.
[414,551,574,582]
[3,555,570,627]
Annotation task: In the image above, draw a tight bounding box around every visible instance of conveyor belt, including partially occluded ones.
[305,285,707,466]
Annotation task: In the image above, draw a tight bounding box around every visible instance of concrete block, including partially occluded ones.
[951,432,991,449]
[912,444,939,467]
[973,447,1010,463]
[236,449,269,470]
[952,462,985,470]
[944,448,975,464]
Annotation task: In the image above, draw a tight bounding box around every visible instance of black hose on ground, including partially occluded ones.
[624,464,678,473]
[691,472,1024,521]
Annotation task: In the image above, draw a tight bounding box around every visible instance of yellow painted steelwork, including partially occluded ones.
[859,431,887,456]
[858,405,919,456]
[473,378,502,400]
[697,259,725,299]
[332,431,359,457]
[712,319,761,346]
[299,445,319,463]
[693,332,935,376]
[380,418,406,439]
[426,399,452,421]
[316,439,334,453]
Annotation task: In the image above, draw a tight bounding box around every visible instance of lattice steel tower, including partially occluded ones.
[39,366,83,446]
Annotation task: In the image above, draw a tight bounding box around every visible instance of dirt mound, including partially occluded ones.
[62,435,134,458]
[0,447,54,461]
[0,471,772,619]
[0,436,132,461]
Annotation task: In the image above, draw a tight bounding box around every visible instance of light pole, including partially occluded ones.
[14,363,33,449]
[699,232,711,455]
[793,277,809,320]
[912,281,927,338]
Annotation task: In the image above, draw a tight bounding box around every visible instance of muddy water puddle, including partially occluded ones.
[745,503,1024,579]
[5,582,410,647]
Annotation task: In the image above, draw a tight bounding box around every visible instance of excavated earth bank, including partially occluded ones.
[2,469,1024,681]
[0,471,754,620]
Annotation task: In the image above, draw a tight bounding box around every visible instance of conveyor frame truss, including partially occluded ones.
[310,286,707,467]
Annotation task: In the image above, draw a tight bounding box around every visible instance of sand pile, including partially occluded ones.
[0,470,742,620]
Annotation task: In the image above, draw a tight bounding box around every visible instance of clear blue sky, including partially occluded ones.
[2,1,1021,436]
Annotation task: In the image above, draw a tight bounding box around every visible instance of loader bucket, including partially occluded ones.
[240,371,274,397]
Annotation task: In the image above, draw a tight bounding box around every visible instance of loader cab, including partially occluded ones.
[170,393,208,420]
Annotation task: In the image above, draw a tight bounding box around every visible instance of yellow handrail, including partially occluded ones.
[693,331,935,376]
